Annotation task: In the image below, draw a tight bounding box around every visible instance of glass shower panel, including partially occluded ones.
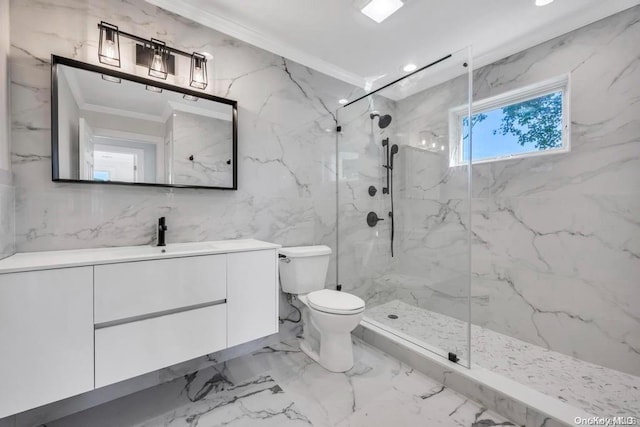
[337,48,472,366]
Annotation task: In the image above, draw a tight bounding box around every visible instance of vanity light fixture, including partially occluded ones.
[145,85,162,93]
[96,22,211,88]
[148,39,169,80]
[190,52,208,89]
[98,22,121,67]
[361,0,404,23]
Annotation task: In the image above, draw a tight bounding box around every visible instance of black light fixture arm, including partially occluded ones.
[97,22,194,60]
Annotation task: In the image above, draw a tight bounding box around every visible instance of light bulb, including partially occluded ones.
[193,66,204,83]
[104,40,115,59]
[98,23,120,67]
[431,142,436,148]
[151,53,163,71]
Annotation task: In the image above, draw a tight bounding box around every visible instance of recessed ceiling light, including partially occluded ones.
[403,63,417,72]
[338,98,349,105]
[361,0,403,23]
[535,0,554,6]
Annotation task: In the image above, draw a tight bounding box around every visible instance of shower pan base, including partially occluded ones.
[363,300,640,419]
[355,300,640,426]
[354,319,586,427]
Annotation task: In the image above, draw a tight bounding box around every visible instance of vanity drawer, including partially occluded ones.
[95,254,226,324]
[95,304,227,388]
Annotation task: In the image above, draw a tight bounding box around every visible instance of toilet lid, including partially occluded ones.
[307,289,365,314]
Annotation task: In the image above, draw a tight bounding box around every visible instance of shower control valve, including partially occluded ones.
[367,212,385,227]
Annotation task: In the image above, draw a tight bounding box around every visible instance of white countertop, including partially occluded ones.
[0,239,281,274]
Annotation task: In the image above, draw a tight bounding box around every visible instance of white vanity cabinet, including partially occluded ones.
[94,255,227,324]
[95,304,227,387]
[227,250,279,347]
[93,254,228,388]
[0,239,280,418]
[0,267,94,418]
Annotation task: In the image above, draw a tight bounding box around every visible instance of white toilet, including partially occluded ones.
[279,245,365,372]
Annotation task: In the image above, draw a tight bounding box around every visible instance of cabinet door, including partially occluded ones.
[94,254,226,324]
[0,267,94,418]
[95,304,227,388]
[227,250,278,347]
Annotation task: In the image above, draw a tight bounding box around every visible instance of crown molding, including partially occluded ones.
[472,0,640,72]
[146,0,367,89]
[147,0,640,99]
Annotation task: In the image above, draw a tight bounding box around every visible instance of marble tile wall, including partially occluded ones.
[3,0,354,422]
[0,172,14,260]
[1,0,13,260]
[9,0,352,272]
[171,112,233,187]
[466,6,640,376]
[337,52,474,358]
[336,94,398,299]
[344,6,640,376]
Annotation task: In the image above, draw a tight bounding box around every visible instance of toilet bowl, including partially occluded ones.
[279,246,365,372]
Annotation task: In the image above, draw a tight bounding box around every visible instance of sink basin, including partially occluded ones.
[108,242,218,258]
[159,242,218,254]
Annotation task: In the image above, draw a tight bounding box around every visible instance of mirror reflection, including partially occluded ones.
[54,60,236,189]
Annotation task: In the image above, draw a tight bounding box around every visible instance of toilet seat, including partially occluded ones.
[307,289,365,315]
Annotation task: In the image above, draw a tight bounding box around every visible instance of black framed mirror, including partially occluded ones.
[51,55,238,190]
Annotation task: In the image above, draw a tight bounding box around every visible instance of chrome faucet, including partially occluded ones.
[157,217,167,247]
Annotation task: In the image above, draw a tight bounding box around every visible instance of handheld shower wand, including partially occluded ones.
[390,144,399,168]
[389,144,398,257]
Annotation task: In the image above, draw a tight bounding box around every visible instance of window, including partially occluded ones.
[449,75,570,166]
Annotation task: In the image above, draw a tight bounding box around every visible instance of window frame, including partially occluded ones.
[448,74,571,167]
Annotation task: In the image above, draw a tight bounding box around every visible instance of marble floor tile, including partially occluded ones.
[45,337,514,427]
[365,300,640,418]
[133,375,311,427]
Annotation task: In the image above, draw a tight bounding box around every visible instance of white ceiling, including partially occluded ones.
[147,0,639,98]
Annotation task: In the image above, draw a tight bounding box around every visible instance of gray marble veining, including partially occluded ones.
[44,338,515,427]
[171,111,233,187]
[339,5,640,376]
[0,183,15,260]
[366,300,640,418]
[9,0,350,271]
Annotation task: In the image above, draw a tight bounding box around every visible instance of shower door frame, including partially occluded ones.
[334,46,474,369]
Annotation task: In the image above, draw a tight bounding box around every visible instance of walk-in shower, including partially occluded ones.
[337,47,473,365]
[335,11,640,416]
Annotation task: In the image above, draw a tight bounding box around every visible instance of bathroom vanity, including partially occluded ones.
[0,239,280,418]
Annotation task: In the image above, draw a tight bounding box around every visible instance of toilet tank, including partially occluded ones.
[279,246,332,294]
